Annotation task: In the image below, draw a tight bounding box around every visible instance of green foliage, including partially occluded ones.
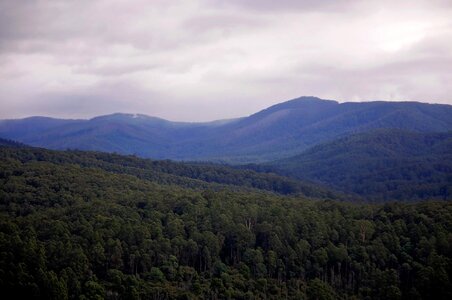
[0,146,451,299]
[307,278,336,300]
[0,141,345,200]
[269,129,452,201]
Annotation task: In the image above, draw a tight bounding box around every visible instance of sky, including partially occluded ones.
[0,0,451,121]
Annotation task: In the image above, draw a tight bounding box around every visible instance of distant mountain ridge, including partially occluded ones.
[1,96,452,162]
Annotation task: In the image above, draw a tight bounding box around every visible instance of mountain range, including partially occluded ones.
[1,97,452,298]
[2,96,452,163]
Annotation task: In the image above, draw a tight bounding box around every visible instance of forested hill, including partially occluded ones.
[267,129,452,201]
[1,142,452,299]
[0,140,344,200]
[1,97,452,162]
[0,137,26,147]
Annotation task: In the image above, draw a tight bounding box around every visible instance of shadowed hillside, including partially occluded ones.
[267,129,452,201]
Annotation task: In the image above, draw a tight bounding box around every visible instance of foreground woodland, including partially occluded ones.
[0,144,451,299]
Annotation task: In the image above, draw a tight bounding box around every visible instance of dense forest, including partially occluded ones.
[0,140,345,200]
[1,143,451,299]
[259,129,452,202]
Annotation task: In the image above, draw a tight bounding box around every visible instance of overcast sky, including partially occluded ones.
[1,0,451,121]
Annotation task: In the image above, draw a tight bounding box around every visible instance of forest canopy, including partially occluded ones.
[0,144,451,299]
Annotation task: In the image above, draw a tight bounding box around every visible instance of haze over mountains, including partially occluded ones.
[1,96,452,163]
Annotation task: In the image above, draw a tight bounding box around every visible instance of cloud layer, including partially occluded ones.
[1,0,451,121]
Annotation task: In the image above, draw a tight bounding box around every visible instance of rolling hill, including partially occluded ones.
[0,139,346,200]
[1,97,452,162]
[1,137,451,299]
[266,129,452,201]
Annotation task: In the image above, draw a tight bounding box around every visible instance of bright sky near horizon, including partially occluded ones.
[1,0,451,121]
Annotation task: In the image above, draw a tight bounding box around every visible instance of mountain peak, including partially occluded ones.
[89,113,167,124]
[256,96,338,116]
[285,96,338,105]
[293,96,332,101]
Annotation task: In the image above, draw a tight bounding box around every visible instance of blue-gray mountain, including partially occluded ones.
[1,96,452,163]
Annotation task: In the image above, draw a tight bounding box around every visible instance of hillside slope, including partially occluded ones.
[268,129,452,201]
[1,139,451,299]
[1,97,452,162]
[0,139,344,200]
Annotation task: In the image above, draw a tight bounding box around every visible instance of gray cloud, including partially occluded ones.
[0,0,451,121]
[204,0,355,12]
